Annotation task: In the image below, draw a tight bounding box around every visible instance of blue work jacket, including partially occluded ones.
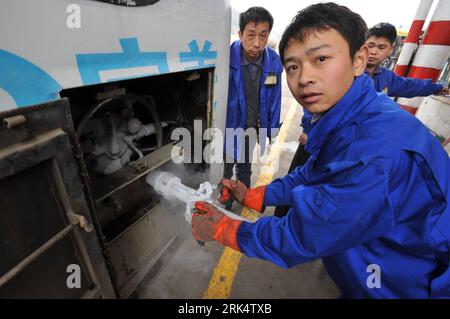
[224,41,283,160]
[366,66,443,97]
[301,67,443,135]
[237,74,450,298]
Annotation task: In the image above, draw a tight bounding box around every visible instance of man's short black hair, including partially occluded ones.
[239,7,274,33]
[279,2,367,64]
[367,23,397,45]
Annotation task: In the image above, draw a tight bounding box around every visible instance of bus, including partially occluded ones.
[0,0,231,298]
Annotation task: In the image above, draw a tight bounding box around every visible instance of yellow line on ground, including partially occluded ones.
[202,99,300,299]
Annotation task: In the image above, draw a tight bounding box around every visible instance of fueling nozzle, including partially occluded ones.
[146,171,253,246]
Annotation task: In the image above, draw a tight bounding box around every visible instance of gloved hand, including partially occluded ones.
[218,179,266,213]
[218,183,234,210]
[191,201,242,252]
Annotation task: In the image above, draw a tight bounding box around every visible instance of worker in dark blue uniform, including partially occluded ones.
[192,3,450,298]
[224,7,283,188]
[365,22,448,96]
[273,21,449,218]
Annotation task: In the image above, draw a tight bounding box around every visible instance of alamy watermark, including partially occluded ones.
[366,264,381,289]
[66,264,81,289]
[170,120,281,172]
[66,4,81,29]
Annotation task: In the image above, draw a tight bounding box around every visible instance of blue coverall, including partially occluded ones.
[236,74,450,298]
[367,66,443,97]
[224,40,283,161]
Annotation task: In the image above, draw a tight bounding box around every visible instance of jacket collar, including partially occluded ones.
[305,74,378,155]
[230,40,272,73]
[241,51,263,66]
[365,66,383,77]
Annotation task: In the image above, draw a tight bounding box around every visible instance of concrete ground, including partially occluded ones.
[137,79,340,299]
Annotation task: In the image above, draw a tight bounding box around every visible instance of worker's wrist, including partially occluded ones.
[243,186,266,213]
[214,215,242,252]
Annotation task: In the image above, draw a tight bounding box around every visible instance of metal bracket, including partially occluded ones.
[68,212,93,233]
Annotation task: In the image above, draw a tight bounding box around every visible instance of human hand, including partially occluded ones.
[299,133,308,145]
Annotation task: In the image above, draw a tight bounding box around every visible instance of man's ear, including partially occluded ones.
[353,45,368,76]
[238,31,243,41]
[389,43,395,56]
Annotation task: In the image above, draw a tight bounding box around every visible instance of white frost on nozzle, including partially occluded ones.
[146,171,254,224]
[146,171,213,223]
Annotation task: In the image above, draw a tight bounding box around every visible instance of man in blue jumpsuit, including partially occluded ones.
[273,21,449,218]
[365,22,448,96]
[224,7,283,188]
[192,3,450,298]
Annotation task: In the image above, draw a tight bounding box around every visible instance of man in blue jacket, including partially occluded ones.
[365,22,448,96]
[224,7,283,188]
[273,21,449,218]
[192,3,450,298]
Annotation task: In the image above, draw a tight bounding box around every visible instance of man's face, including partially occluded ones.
[366,36,394,68]
[283,29,367,114]
[239,21,270,61]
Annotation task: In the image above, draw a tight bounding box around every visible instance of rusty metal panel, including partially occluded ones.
[0,99,116,298]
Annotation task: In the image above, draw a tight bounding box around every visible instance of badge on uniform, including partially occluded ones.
[264,73,277,86]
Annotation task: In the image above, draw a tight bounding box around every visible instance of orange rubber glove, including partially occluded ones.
[218,179,266,213]
[191,201,242,252]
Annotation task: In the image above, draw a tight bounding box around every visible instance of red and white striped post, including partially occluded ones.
[394,0,434,76]
[397,0,450,115]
